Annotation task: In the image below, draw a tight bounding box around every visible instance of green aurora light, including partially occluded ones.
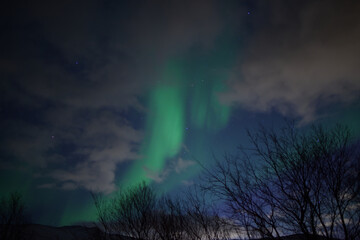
[121,60,186,187]
[122,55,232,190]
[61,38,237,225]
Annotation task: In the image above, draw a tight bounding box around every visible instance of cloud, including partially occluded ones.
[126,0,221,61]
[0,105,142,194]
[52,159,117,194]
[221,1,360,123]
[145,157,196,183]
[46,110,143,194]
[181,180,194,186]
[175,157,196,173]
[61,182,78,191]
[144,166,172,184]
[37,183,56,189]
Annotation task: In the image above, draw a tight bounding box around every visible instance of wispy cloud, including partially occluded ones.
[174,157,196,173]
[221,1,360,123]
[46,112,143,194]
[145,157,196,183]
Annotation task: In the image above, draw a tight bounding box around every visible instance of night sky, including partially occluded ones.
[1,0,360,226]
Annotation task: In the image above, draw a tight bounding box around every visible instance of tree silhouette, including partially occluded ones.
[154,195,192,240]
[201,123,360,240]
[0,192,28,240]
[93,182,232,240]
[93,181,157,240]
[182,187,231,240]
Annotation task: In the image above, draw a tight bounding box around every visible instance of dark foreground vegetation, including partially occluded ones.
[200,124,360,240]
[1,124,359,240]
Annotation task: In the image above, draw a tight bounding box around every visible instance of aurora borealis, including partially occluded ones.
[1,0,360,226]
[124,57,232,189]
[125,61,187,187]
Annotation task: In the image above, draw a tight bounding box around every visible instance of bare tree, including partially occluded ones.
[153,196,188,240]
[93,181,234,240]
[201,123,360,240]
[183,187,232,240]
[93,181,157,240]
[0,192,28,240]
[311,125,360,239]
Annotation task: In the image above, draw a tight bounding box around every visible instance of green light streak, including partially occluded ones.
[122,35,236,190]
[122,60,185,187]
[145,85,185,171]
[190,78,230,130]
